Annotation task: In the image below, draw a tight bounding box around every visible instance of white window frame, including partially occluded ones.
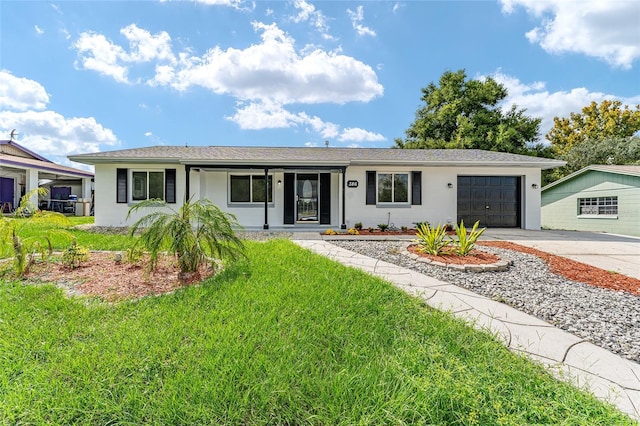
[228,173,274,204]
[577,196,618,218]
[377,172,410,205]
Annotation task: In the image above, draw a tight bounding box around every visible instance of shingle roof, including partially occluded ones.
[69,145,565,170]
[0,154,94,178]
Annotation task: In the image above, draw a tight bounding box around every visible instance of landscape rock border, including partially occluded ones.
[402,243,512,272]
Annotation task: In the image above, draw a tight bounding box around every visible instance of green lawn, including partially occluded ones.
[0,234,633,424]
[0,217,132,259]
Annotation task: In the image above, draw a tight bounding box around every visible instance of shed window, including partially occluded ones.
[578,196,618,216]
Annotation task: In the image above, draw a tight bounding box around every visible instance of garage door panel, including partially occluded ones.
[457,176,521,228]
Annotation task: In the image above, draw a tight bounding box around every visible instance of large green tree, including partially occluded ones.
[395,69,541,154]
[546,100,640,157]
[545,135,640,184]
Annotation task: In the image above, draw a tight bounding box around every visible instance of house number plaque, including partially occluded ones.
[347,180,359,188]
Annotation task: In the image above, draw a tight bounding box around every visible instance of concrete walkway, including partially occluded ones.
[293,239,640,422]
[481,229,640,280]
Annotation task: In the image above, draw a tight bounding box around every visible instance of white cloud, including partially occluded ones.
[73,32,130,83]
[500,0,640,69]
[151,21,382,105]
[119,24,175,64]
[192,0,255,11]
[226,100,339,138]
[338,127,385,142]
[392,3,403,14]
[0,70,50,111]
[71,21,384,142]
[290,0,333,39]
[490,71,640,141]
[0,71,119,168]
[227,100,383,143]
[35,25,44,35]
[73,24,175,83]
[347,6,376,37]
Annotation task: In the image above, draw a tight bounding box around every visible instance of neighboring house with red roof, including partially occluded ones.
[0,140,94,214]
[69,145,564,230]
[542,165,640,237]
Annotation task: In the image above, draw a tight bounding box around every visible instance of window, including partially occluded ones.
[377,173,409,203]
[117,169,176,203]
[366,171,420,205]
[132,171,164,201]
[230,174,273,203]
[578,196,618,216]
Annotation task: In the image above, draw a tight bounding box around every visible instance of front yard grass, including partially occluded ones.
[0,238,633,424]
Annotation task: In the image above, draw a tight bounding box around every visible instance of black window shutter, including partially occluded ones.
[411,171,422,205]
[165,169,176,203]
[283,173,295,224]
[319,173,331,224]
[366,171,376,205]
[116,168,128,203]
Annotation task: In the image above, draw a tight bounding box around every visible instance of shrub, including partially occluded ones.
[354,222,363,230]
[126,244,145,265]
[400,226,408,232]
[377,224,389,231]
[347,228,359,235]
[450,220,485,256]
[61,240,90,269]
[0,188,71,277]
[367,227,374,233]
[414,221,429,229]
[127,197,245,275]
[414,223,450,255]
[325,229,338,235]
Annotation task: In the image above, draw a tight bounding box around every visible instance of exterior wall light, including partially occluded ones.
[447,183,453,188]
[531,183,538,189]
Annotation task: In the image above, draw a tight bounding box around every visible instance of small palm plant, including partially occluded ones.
[127,197,246,278]
[0,188,71,277]
[414,222,450,255]
[450,220,486,256]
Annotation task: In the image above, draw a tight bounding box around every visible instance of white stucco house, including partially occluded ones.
[68,146,564,230]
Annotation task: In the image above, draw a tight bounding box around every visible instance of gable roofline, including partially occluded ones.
[0,140,51,162]
[0,154,94,178]
[69,145,566,170]
[542,165,640,191]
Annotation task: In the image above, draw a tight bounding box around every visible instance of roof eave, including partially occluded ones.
[68,156,183,165]
[543,164,640,191]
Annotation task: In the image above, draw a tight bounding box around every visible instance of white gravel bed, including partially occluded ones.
[330,240,640,364]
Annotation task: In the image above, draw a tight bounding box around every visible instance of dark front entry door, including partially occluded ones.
[457,176,521,227]
[0,177,14,204]
[283,172,331,225]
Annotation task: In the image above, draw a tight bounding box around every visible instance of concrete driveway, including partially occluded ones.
[481,229,640,280]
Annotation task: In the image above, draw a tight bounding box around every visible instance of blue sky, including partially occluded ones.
[1,0,639,171]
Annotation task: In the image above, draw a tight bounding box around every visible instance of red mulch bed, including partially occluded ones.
[407,245,501,265]
[478,241,640,296]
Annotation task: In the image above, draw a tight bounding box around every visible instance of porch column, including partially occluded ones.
[25,168,39,208]
[341,167,346,229]
[185,165,191,203]
[263,167,269,229]
[81,177,92,200]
